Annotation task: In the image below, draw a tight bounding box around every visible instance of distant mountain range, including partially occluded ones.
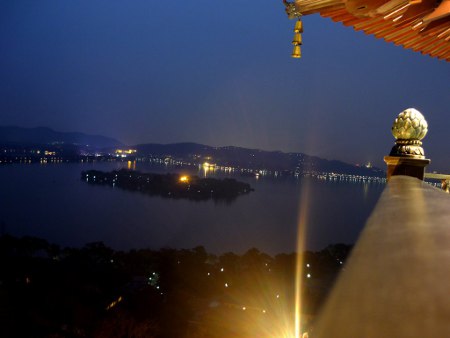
[134,143,383,176]
[0,126,123,148]
[0,125,383,175]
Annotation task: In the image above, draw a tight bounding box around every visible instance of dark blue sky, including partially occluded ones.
[1,1,449,169]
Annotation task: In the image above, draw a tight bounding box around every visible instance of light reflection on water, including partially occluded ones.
[0,162,384,255]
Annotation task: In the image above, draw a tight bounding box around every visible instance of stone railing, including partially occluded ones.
[311,109,450,337]
[313,175,450,337]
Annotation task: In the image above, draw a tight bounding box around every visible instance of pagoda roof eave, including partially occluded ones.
[289,0,450,61]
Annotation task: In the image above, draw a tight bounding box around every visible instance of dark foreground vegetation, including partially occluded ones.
[0,235,352,338]
[82,169,254,202]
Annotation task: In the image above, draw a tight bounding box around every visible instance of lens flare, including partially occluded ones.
[295,178,311,338]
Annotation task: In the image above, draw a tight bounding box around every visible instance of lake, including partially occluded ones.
[0,161,384,255]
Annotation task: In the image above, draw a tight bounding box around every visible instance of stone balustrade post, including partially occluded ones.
[384,108,430,181]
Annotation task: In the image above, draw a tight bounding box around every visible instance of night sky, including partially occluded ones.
[1,1,449,170]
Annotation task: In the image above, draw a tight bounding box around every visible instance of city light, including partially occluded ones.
[115,149,137,155]
[179,175,189,183]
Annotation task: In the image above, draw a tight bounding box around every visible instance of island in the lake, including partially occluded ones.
[81,169,254,201]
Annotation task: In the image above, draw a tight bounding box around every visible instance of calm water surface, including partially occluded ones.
[0,162,384,255]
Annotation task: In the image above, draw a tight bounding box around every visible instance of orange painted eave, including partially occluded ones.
[306,4,450,61]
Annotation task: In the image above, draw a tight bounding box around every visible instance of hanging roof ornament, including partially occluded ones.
[284,1,304,58]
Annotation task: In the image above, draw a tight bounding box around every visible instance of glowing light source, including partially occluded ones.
[179,175,189,182]
[127,160,136,170]
[115,149,137,155]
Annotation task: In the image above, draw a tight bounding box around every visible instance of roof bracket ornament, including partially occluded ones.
[283,0,302,18]
[283,1,304,58]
